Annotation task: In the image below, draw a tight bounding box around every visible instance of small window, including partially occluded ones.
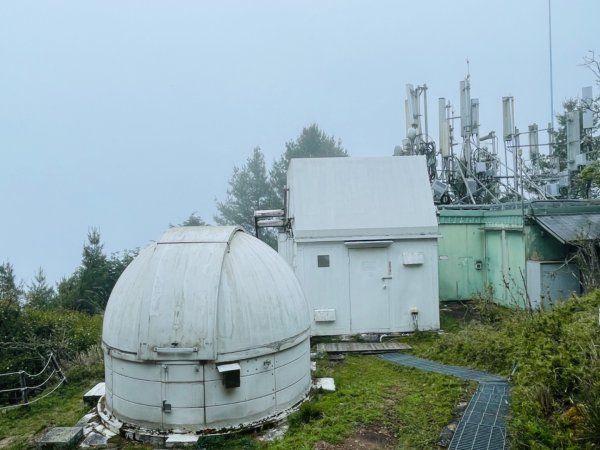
[317,255,330,268]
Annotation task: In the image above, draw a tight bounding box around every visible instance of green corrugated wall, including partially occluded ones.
[439,208,527,307]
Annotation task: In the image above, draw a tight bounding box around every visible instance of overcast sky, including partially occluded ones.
[1,0,598,286]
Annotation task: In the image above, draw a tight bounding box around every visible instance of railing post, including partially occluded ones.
[50,353,67,384]
[19,371,28,407]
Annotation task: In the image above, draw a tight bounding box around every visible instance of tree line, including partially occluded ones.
[214,123,347,245]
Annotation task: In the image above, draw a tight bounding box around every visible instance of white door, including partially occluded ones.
[348,248,390,333]
[161,363,205,428]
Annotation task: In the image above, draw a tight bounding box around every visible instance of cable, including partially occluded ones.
[0,378,66,411]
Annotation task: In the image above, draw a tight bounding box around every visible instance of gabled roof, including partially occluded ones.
[287,156,437,240]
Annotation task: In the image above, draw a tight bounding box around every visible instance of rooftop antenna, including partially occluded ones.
[466,57,470,77]
[548,0,555,128]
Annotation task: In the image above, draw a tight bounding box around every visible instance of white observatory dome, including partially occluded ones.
[101,226,311,434]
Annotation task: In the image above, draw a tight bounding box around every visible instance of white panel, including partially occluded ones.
[576,153,587,167]
[558,171,570,187]
[240,356,275,376]
[104,354,113,393]
[583,86,593,129]
[204,371,275,407]
[275,349,310,391]
[162,407,205,428]
[314,309,336,322]
[164,382,204,408]
[276,371,311,407]
[111,359,162,381]
[112,394,163,425]
[113,372,162,407]
[277,233,294,267]
[527,261,580,309]
[402,252,425,265]
[470,98,479,136]
[206,394,276,425]
[567,110,581,171]
[460,80,471,138]
[545,183,559,197]
[405,84,419,129]
[432,180,447,196]
[216,233,310,356]
[299,244,351,335]
[387,240,440,331]
[439,98,451,158]
[528,124,539,160]
[165,363,204,382]
[274,341,309,368]
[502,97,514,141]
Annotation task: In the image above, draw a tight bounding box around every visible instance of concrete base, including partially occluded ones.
[166,434,199,447]
[83,383,105,408]
[36,427,83,449]
[314,378,336,392]
[80,432,109,447]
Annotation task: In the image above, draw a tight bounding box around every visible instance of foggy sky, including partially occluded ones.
[1,0,598,286]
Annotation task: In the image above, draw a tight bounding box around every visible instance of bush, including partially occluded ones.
[419,290,600,448]
[0,309,102,386]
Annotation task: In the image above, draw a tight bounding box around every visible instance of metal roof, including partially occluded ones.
[287,156,438,240]
[103,226,310,362]
[533,213,600,243]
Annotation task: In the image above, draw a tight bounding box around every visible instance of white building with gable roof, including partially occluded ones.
[278,155,439,336]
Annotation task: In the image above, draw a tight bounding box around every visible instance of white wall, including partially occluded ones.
[289,238,439,335]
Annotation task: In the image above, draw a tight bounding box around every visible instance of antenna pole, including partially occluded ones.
[548,0,555,128]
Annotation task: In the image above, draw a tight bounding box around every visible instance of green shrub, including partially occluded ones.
[0,308,103,398]
[418,290,600,448]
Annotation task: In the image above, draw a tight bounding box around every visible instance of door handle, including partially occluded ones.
[381,276,392,280]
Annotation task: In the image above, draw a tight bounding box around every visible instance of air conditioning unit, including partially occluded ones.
[545,183,559,197]
[558,171,569,188]
[465,178,478,195]
[476,162,487,174]
[431,180,447,197]
[576,153,587,167]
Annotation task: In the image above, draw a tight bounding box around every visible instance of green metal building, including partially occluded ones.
[438,200,600,308]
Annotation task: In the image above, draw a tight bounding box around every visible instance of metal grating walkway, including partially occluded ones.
[380,353,509,450]
[380,353,506,383]
[448,382,509,450]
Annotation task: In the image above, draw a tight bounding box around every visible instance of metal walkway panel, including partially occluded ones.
[380,353,506,383]
[380,353,509,450]
[318,342,412,354]
[449,383,509,450]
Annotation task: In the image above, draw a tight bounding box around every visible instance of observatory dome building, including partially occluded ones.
[101,226,311,433]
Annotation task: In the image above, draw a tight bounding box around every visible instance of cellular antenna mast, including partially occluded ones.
[548,0,555,128]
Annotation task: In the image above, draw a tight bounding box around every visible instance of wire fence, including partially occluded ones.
[0,352,67,410]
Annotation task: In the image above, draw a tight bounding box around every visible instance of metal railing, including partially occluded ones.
[0,352,67,410]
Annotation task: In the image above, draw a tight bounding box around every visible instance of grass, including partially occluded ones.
[0,359,104,450]
[12,291,600,449]
[0,353,467,450]
[265,355,468,450]
[0,381,95,449]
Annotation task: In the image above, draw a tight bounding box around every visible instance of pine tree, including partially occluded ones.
[25,267,55,309]
[215,147,274,242]
[270,124,347,208]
